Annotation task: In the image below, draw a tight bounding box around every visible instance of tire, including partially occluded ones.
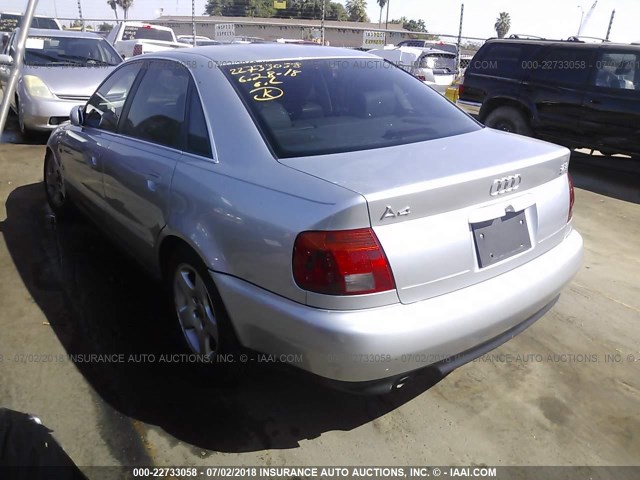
[43,152,72,218]
[484,106,533,136]
[166,245,242,380]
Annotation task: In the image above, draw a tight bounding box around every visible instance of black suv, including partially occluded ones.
[458,38,640,156]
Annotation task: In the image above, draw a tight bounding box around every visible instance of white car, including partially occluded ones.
[369,46,457,94]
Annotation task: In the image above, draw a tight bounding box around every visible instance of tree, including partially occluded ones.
[107,0,118,20]
[391,17,427,33]
[346,0,369,22]
[377,0,386,27]
[204,0,274,18]
[98,22,114,32]
[494,12,511,38]
[116,0,134,21]
[326,2,348,21]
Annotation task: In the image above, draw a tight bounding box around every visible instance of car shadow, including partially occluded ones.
[570,151,640,205]
[0,183,442,455]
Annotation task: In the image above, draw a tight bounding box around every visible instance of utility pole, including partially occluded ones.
[192,0,196,45]
[0,0,39,140]
[456,4,464,73]
[605,9,615,41]
[321,0,326,45]
[77,0,85,31]
[385,0,390,30]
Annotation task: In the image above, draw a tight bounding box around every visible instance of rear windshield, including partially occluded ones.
[0,15,59,32]
[122,26,173,42]
[222,58,479,158]
[420,53,456,72]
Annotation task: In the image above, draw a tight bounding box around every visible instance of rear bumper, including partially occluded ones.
[213,229,583,384]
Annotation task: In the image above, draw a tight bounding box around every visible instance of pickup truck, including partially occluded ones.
[106,22,190,59]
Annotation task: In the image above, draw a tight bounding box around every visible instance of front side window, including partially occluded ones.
[121,61,190,149]
[223,58,479,158]
[84,61,143,131]
[593,51,639,90]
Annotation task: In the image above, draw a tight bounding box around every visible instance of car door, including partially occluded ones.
[101,60,190,268]
[579,48,640,154]
[522,45,594,141]
[59,60,143,217]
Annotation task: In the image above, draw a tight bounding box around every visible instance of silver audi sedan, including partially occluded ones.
[44,45,583,394]
[0,28,121,138]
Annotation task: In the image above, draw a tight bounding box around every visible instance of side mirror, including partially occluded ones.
[70,105,84,126]
[0,54,13,66]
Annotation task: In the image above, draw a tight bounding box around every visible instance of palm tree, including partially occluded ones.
[116,0,134,20]
[377,0,387,27]
[346,0,369,22]
[107,0,118,20]
[494,12,511,38]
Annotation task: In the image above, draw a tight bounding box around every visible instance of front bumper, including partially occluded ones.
[213,229,583,384]
[20,95,85,131]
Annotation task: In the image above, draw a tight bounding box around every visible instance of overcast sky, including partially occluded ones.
[1,0,637,43]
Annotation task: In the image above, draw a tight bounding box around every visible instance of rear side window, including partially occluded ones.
[471,43,540,79]
[527,47,593,87]
[85,61,143,131]
[186,91,212,158]
[121,61,190,149]
[222,58,479,158]
[0,14,20,32]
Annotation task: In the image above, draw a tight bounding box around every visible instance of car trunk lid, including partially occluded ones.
[280,128,572,304]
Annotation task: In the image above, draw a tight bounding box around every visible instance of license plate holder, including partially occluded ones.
[472,210,531,268]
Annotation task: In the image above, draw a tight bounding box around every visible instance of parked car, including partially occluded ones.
[0,28,122,138]
[44,45,583,394]
[457,38,640,156]
[369,45,457,94]
[106,22,190,58]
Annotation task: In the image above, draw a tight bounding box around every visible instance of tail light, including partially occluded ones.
[567,173,575,221]
[293,228,395,296]
[416,74,426,81]
[457,81,464,97]
[133,44,143,56]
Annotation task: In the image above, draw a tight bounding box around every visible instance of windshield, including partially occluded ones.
[122,26,173,42]
[22,36,121,67]
[222,58,478,158]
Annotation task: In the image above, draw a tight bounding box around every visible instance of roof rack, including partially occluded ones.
[565,36,610,43]
[507,34,547,40]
